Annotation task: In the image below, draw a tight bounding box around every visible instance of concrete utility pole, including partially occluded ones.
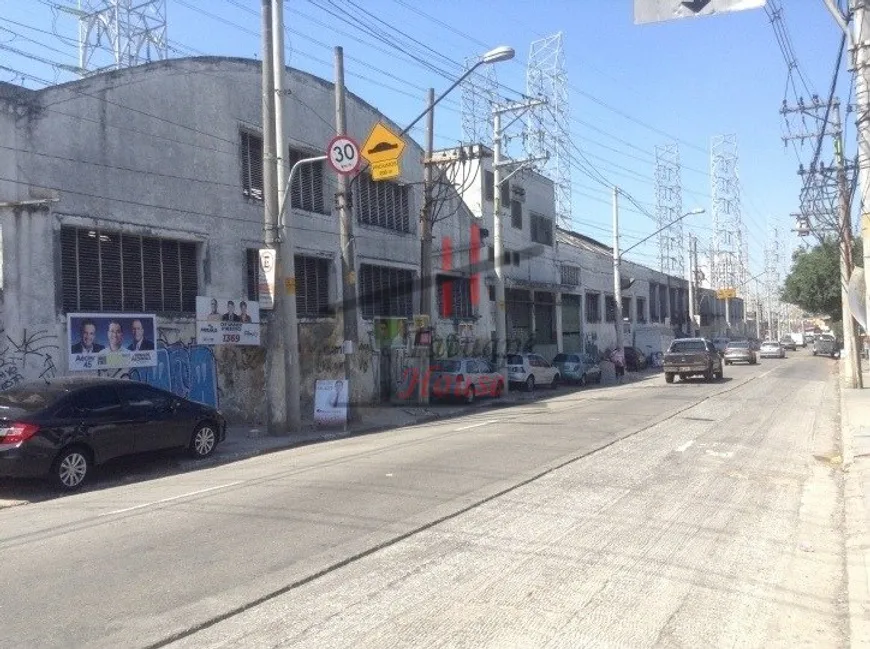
[854,0,870,349]
[335,46,359,421]
[420,88,436,320]
[261,0,284,434]
[613,186,624,355]
[491,97,548,392]
[273,0,302,430]
[686,234,698,336]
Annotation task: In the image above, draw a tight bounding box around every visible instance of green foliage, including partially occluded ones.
[780,237,863,322]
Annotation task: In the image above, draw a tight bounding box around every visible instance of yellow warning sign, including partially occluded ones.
[361,122,405,181]
[716,288,737,300]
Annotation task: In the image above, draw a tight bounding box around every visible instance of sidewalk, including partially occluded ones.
[840,360,870,648]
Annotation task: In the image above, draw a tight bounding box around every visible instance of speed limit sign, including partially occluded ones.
[327,135,361,175]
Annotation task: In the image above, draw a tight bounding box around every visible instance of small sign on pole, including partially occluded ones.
[327,135,361,175]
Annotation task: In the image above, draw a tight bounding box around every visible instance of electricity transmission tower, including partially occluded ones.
[764,226,781,339]
[525,32,572,228]
[461,56,499,147]
[654,142,683,276]
[710,134,744,327]
[63,0,168,75]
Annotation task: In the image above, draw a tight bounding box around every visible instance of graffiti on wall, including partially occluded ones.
[0,327,60,390]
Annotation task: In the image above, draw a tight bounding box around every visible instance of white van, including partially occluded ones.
[791,332,805,347]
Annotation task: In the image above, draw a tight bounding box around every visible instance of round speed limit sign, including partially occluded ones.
[327,135,361,175]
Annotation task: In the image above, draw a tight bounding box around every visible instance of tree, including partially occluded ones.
[780,237,863,322]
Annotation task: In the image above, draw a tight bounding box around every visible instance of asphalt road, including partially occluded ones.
[0,351,848,648]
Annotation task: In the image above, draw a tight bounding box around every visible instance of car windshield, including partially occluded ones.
[431,360,461,373]
[670,340,706,352]
[0,384,69,414]
[506,355,524,365]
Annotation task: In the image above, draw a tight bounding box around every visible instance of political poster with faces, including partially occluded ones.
[67,313,157,371]
[196,297,261,346]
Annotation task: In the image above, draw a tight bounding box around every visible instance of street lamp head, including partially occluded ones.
[482,46,515,64]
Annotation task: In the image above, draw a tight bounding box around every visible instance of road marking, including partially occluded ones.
[453,419,499,431]
[705,450,734,459]
[676,440,695,453]
[99,482,244,516]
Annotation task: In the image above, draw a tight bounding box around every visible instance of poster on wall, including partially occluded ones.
[374,317,408,350]
[259,249,276,310]
[67,313,157,371]
[196,297,261,346]
[314,379,348,427]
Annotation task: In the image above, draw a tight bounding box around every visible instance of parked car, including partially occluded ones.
[663,338,724,383]
[429,358,504,403]
[552,352,602,386]
[779,335,797,351]
[812,333,839,358]
[623,346,649,371]
[0,377,226,491]
[760,340,786,359]
[723,340,757,365]
[506,353,560,391]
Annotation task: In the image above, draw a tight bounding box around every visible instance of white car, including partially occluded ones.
[759,340,786,359]
[506,353,560,391]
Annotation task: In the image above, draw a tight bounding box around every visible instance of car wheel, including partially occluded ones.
[679,374,688,381]
[725,360,731,365]
[525,375,535,392]
[579,374,587,387]
[551,374,560,389]
[465,385,475,404]
[715,368,723,380]
[705,367,714,382]
[494,381,504,398]
[190,422,218,458]
[665,372,674,384]
[52,446,91,491]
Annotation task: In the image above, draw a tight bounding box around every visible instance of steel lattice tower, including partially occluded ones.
[654,143,684,276]
[525,32,572,228]
[70,0,167,75]
[764,225,781,338]
[461,56,498,147]
[710,134,743,291]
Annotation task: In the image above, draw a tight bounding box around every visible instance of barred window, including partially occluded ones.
[241,131,263,201]
[61,226,197,314]
[436,275,473,319]
[295,255,331,317]
[511,200,523,229]
[357,174,410,232]
[530,213,553,246]
[246,249,331,317]
[605,295,617,323]
[636,297,647,323]
[287,149,327,214]
[560,264,580,286]
[499,181,510,207]
[585,292,601,323]
[358,264,414,319]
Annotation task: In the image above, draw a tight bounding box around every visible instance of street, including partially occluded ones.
[0,352,848,649]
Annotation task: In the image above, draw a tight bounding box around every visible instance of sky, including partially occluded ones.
[0,0,853,279]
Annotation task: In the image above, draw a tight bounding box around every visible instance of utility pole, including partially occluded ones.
[261,0,284,434]
[613,187,624,355]
[272,0,301,431]
[686,234,698,336]
[854,0,870,356]
[492,97,548,392]
[420,88,435,320]
[335,46,359,420]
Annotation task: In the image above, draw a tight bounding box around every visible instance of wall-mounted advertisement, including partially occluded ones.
[196,297,261,346]
[67,313,157,371]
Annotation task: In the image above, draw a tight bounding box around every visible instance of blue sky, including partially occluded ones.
[0,0,851,276]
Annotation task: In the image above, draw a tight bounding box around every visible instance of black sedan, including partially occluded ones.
[0,377,226,491]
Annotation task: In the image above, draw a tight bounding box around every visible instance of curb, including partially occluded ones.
[841,365,870,649]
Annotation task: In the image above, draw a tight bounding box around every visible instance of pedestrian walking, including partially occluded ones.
[610,347,626,384]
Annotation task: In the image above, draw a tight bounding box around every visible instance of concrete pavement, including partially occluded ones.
[0,354,846,648]
[841,356,870,648]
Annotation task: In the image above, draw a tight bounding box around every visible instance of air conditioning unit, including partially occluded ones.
[511,185,526,203]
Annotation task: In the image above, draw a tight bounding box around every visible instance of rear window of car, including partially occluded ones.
[761,342,779,347]
[553,354,578,363]
[727,342,749,348]
[0,385,69,413]
[431,360,461,373]
[669,340,706,352]
[507,355,524,365]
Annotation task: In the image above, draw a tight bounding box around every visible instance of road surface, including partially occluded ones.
[0,351,848,648]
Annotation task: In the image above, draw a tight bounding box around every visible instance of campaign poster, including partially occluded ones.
[67,313,157,372]
[373,317,408,350]
[196,297,261,346]
[314,379,348,427]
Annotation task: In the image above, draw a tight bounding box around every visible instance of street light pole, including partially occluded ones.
[613,187,624,356]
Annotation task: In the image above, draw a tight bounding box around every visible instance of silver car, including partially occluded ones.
[724,340,757,365]
[759,340,786,359]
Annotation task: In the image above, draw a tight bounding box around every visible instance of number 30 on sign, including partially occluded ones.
[327,135,361,175]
